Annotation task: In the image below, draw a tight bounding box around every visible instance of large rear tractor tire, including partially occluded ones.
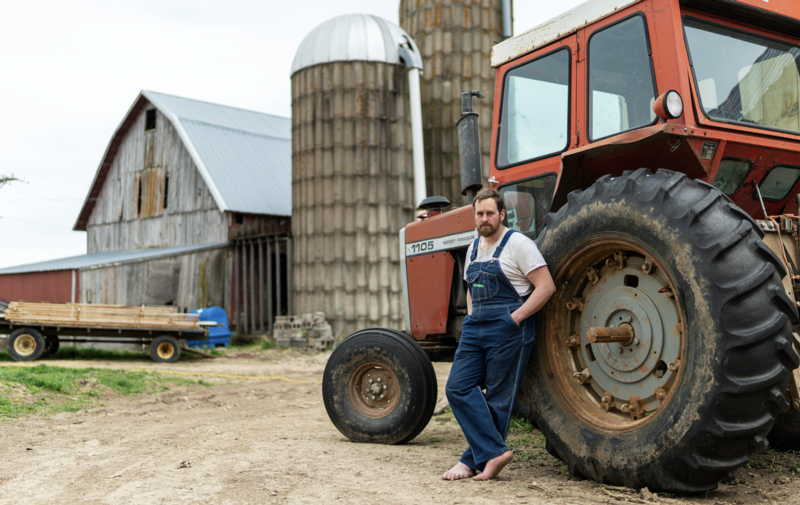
[323,328,438,444]
[524,168,799,492]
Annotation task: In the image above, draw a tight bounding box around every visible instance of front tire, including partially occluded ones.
[525,168,798,492]
[323,328,438,444]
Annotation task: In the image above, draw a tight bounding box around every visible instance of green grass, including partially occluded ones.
[0,364,209,417]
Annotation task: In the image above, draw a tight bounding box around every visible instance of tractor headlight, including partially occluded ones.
[654,90,684,120]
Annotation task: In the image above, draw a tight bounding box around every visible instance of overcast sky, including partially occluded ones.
[0,0,585,269]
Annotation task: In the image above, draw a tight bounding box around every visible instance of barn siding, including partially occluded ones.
[79,247,229,315]
[86,102,227,253]
[0,270,75,304]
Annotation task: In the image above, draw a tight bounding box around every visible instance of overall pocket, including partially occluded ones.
[466,268,499,302]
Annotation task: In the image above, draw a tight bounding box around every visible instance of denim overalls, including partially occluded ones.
[445,229,536,471]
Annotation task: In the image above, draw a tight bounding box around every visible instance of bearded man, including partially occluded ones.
[442,188,556,481]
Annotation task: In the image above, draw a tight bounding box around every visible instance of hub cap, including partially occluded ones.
[547,241,684,429]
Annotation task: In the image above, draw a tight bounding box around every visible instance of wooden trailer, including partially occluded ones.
[0,302,213,363]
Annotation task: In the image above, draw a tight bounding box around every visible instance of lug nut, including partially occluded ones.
[369,379,373,384]
[656,390,666,401]
[371,396,376,400]
[625,316,632,323]
[620,404,630,414]
[633,338,640,346]
[377,378,382,382]
[380,394,384,398]
[383,385,387,390]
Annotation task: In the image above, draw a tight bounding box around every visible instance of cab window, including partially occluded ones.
[588,15,658,141]
[683,18,800,135]
[496,48,571,168]
[499,175,557,240]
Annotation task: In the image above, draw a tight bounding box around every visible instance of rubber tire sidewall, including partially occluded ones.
[8,327,46,361]
[323,328,437,445]
[150,335,181,363]
[525,169,798,492]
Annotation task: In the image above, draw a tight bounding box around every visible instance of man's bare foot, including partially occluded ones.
[473,450,513,481]
[442,462,475,481]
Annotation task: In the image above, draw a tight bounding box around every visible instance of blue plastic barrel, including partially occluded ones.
[186,307,231,348]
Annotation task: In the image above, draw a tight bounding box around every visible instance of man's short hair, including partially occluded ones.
[473,188,505,213]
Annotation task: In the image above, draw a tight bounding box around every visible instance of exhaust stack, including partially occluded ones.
[458,90,485,203]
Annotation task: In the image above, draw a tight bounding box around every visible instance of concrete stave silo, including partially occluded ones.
[399,0,507,207]
[291,15,424,338]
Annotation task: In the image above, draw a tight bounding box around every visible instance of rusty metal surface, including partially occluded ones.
[543,239,685,432]
[347,361,400,418]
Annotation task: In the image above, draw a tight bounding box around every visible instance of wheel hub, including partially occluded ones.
[157,342,175,359]
[14,334,37,356]
[348,362,399,418]
[551,243,684,428]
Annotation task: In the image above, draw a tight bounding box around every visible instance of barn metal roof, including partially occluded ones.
[0,242,229,275]
[74,91,291,231]
[291,14,422,74]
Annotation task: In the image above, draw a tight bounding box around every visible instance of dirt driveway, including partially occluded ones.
[0,350,798,504]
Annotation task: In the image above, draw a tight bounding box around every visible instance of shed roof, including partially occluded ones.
[74,91,291,231]
[291,14,422,74]
[0,243,229,275]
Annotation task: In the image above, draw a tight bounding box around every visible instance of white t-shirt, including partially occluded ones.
[464,228,547,297]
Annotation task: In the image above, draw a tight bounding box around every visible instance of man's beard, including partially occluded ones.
[478,221,500,237]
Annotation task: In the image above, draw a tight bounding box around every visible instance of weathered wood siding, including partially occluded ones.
[79,247,230,315]
[86,102,227,253]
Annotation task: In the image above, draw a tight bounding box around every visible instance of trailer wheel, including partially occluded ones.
[7,327,46,361]
[43,337,60,357]
[323,328,438,444]
[150,335,181,363]
[524,168,799,492]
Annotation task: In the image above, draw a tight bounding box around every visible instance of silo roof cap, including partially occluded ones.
[291,14,422,75]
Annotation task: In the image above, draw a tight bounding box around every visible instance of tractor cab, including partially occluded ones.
[489,0,800,234]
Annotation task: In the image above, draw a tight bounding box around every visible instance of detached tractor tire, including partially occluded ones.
[7,327,46,361]
[524,168,799,492]
[323,328,438,444]
[150,335,181,363]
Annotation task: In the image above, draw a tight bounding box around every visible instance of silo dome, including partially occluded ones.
[291,14,422,75]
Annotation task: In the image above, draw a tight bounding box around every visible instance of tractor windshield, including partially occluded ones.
[684,18,800,135]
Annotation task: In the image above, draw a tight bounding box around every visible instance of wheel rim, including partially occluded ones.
[347,361,400,418]
[544,240,685,431]
[13,334,37,357]
[157,342,175,360]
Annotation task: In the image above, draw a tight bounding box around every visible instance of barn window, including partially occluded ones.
[163,175,169,209]
[134,167,166,219]
[145,109,157,131]
[235,213,244,224]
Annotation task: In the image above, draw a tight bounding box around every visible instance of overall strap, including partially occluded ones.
[469,236,481,261]
[492,229,516,258]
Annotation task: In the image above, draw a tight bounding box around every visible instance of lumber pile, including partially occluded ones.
[4,302,200,330]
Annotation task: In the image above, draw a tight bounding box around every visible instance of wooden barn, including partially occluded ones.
[0,91,292,335]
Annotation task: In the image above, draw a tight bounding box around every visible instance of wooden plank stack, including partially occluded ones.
[4,302,200,330]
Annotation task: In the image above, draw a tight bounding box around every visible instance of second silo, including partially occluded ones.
[399,0,507,207]
[291,14,424,338]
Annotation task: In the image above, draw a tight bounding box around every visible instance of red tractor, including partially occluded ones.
[323,0,800,492]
